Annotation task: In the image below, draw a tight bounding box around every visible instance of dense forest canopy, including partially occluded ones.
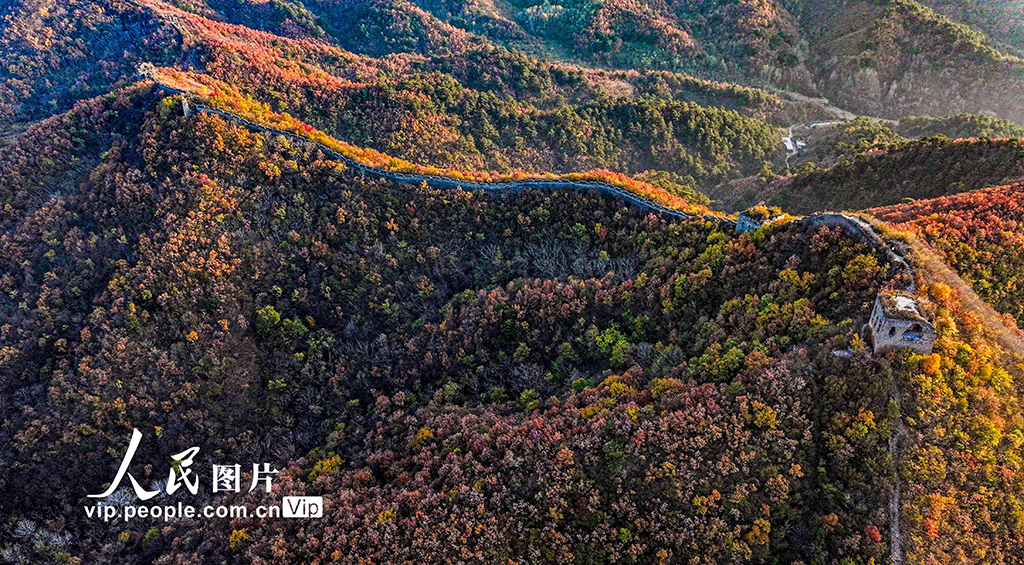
[2,0,1024,563]
[874,183,1024,325]
[0,88,903,562]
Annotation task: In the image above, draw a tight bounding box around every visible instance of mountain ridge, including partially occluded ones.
[3,1,1024,563]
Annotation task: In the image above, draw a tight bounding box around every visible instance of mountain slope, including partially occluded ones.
[713,135,1024,213]
[0,0,180,127]
[4,2,1024,564]
[804,0,1024,122]
[1,84,905,564]
[917,0,1024,55]
[2,0,802,196]
[895,113,1024,139]
[873,183,1024,326]
[0,70,1022,565]
[176,0,1024,125]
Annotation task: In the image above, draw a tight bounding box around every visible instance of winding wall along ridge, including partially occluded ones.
[156,84,917,285]
[800,213,914,283]
[153,84,736,226]
[153,82,914,564]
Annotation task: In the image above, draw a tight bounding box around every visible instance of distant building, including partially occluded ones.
[736,205,783,233]
[869,291,936,354]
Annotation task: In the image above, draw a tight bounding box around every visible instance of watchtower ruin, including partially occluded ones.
[869,291,936,354]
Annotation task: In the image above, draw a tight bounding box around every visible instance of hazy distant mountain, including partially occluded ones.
[918,0,1024,54]
[804,0,1024,122]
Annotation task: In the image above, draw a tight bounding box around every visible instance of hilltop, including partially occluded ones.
[3,85,906,563]
[3,1,1024,563]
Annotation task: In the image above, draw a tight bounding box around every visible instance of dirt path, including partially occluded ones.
[899,228,1024,355]
[766,87,859,121]
[888,387,906,565]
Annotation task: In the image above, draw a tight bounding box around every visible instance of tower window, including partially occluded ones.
[903,323,924,341]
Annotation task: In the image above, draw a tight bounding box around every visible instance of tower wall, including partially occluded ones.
[869,297,936,355]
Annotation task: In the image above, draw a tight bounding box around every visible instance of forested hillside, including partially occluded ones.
[865,193,1024,565]
[1,77,1020,565]
[3,86,903,563]
[714,135,1024,213]
[2,0,800,196]
[160,0,1024,124]
[804,0,1024,122]
[4,0,1024,563]
[916,0,1024,55]
[896,114,1024,140]
[873,183,1024,325]
[0,0,180,126]
[14,0,1024,141]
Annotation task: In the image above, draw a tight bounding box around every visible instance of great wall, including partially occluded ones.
[157,83,915,277]
[156,83,920,564]
[158,84,738,227]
